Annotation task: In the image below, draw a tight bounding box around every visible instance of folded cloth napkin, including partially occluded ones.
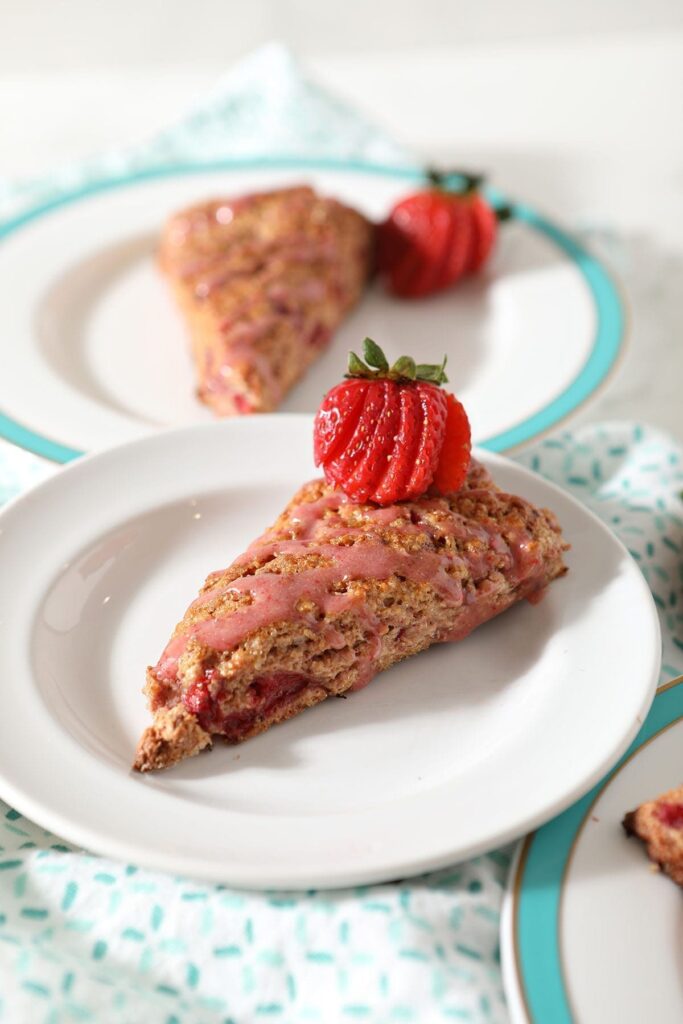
[2,45,682,1024]
[0,42,412,226]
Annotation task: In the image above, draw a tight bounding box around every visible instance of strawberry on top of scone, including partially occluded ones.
[314,338,471,505]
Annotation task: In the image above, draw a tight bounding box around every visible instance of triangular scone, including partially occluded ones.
[623,784,683,886]
[158,186,374,415]
[134,460,568,772]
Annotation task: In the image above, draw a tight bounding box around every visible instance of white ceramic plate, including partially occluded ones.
[0,160,624,463]
[0,416,659,888]
[502,676,683,1024]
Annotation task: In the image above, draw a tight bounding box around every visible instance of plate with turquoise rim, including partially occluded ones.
[0,158,624,464]
[502,675,683,1024]
[0,419,661,887]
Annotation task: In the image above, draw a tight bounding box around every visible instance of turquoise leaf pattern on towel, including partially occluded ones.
[517,422,683,679]
[0,805,508,1024]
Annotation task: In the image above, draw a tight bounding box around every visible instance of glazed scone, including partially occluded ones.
[623,784,683,886]
[158,186,374,415]
[134,460,569,772]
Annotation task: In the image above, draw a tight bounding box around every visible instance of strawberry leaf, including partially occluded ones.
[392,356,416,380]
[362,337,389,372]
[347,351,370,377]
[345,343,448,386]
[416,356,448,385]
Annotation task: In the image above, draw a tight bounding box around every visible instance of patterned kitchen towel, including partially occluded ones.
[1,42,682,1024]
[518,423,683,679]
[0,421,682,1024]
[0,42,412,227]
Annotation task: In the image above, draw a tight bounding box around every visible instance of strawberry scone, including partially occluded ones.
[158,185,374,415]
[134,343,569,772]
[623,784,683,886]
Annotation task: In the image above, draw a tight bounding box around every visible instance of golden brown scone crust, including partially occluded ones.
[134,705,212,773]
[623,784,683,886]
[134,461,569,771]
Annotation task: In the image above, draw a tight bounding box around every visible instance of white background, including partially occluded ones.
[2,0,683,437]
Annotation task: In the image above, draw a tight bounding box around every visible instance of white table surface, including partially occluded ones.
[2,32,682,440]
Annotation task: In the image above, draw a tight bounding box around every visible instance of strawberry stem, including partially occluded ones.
[426,167,486,194]
[345,340,448,385]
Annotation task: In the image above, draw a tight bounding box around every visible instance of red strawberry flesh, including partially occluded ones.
[467,194,497,273]
[314,378,368,465]
[312,340,468,506]
[344,381,402,501]
[433,393,472,495]
[437,199,473,287]
[323,383,386,489]
[405,382,448,498]
[372,386,423,504]
[657,802,683,829]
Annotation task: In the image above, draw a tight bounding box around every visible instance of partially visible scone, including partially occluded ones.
[134,460,569,772]
[158,185,374,415]
[623,784,683,885]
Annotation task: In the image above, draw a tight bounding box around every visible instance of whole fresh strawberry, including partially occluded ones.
[314,338,471,505]
[377,170,508,299]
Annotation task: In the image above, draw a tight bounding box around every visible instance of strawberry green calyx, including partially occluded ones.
[426,168,511,221]
[426,167,485,194]
[495,204,514,223]
[345,338,448,386]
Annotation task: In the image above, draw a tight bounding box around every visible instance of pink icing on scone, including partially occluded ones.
[134,460,568,772]
[158,186,375,416]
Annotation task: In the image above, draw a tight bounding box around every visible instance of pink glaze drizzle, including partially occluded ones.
[164,187,367,409]
[191,540,462,650]
[154,470,556,689]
